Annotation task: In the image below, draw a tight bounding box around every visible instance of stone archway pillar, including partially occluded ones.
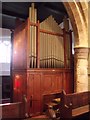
[74,47,89,92]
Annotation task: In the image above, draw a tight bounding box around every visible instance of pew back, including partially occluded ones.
[60,90,90,118]
[0,102,23,119]
[64,91,90,109]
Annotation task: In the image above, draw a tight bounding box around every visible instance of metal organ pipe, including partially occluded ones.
[29,3,37,68]
[28,5,71,69]
[39,16,65,68]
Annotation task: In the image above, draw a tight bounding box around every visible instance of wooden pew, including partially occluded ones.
[59,90,90,119]
[43,92,61,119]
[0,102,23,119]
[43,92,61,112]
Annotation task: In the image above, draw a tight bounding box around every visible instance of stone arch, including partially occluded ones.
[63,2,88,47]
[63,1,88,92]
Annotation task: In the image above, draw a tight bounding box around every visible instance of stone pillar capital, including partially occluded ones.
[74,47,89,59]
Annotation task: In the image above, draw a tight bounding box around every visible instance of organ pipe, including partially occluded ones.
[29,4,72,68]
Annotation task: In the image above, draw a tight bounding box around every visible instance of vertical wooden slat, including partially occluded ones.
[42,22,45,68]
[52,19,54,68]
[34,8,37,68]
[33,7,35,68]
[53,18,55,68]
[63,17,69,67]
[60,36,64,67]
[53,18,56,68]
[49,17,52,68]
[56,23,58,68]
[44,22,46,68]
[57,38,59,68]
[45,19,48,68]
[31,3,34,68]
[63,29,67,68]
[27,18,30,68]
[47,18,49,68]
[69,30,73,68]
[40,23,42,67]
[56,22,58,68]
[43,21,45,68]
[40,23,43,68]
[29,7,32,68]
[51,18,53,68]
[41,21,45,68]
[50,16,53,68]
[37,20,40,68]
[47,17,50,68]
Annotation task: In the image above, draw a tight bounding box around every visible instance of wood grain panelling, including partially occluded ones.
[63,72,73,93]
[12,23,27,70]
[33,74,41,114]
[52,75,58,93]
[41,73,63,94]
[33,101,41,114]
[54,74,63,92]
[27,73,41,115]
[27,74,33,114]
[13,69,73,115]
[33,74,41,100]
[27,74,33,100]
[42,75,52,94]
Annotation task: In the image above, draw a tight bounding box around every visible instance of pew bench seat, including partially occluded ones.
[72,105,89,117]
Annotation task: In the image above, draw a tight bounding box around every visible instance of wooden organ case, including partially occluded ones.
[12,3,73,117]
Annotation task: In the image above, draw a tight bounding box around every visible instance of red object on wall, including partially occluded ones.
[15,80,20,88]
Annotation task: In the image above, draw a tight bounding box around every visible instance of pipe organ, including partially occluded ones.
[12,3,73,117]
[28,3,72,68]
[40,16,64,68]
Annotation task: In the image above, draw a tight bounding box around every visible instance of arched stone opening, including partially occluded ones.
[63,1,88,92]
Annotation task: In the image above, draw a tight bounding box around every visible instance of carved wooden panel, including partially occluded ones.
[53,74,63,92]
[33,74,41,100]
[42,75,52,94]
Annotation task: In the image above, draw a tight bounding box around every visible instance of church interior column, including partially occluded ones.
[74,47,89,92]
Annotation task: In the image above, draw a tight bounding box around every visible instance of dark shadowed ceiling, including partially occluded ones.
[2,2,68,29]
